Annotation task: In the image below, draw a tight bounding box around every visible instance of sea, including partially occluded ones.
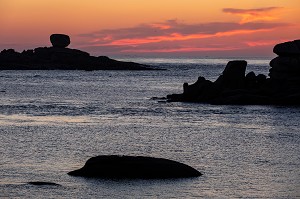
[0,57,299,198]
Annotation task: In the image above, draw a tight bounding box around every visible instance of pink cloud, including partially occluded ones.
[90,29,272,47]
[122,46,239,53]
[245,39,287,47]
[150,23,172,30]
[77,19,290,56]
[223,7,284,24]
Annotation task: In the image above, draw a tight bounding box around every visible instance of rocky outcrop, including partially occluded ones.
[68,155,201,179]
[50,34,70,48]
[0,34,158,70]
[166,40,300,105]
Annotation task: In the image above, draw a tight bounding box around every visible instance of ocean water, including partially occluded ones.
[0,58,299,198]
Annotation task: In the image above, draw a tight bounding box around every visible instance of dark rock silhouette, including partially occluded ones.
[166,39,300,105]
[273,39,300,56]
[217,60,247,90]
[68,155,201,179]
[50,34,70,48]
[28,181,61,186]
[0,34,158,70]
[270,40,300,80]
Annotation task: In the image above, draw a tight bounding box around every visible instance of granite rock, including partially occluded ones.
[165,39,300,105]
[50,34,70,48]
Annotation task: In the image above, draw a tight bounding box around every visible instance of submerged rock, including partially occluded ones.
[28,181,61,186]
[68,155,201,179]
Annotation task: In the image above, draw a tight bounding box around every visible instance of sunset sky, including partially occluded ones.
[1,0,300,57]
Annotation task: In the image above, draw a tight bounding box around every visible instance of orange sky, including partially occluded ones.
[1,0,300,57]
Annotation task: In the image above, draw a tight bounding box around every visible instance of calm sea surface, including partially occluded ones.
[0,58,299,198]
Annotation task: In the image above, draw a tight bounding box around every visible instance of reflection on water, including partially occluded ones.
[0,114,93,125]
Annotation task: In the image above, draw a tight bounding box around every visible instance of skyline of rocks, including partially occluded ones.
[0,34,157,71]
[167,39,300,105]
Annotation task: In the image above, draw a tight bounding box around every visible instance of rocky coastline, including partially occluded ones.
[167,40,300,105]
[0,34,156,71]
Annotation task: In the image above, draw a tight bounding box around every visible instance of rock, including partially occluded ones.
[68,155,201,179]
[221,60,247,89]
[256,74,267,86]
[273,93,300,105]
[270,40,300,81]
[165,39,300,105]
[223,60,247,78]
[168,61,247,103]
[167,93,186,102]
[246,71,256,80]
[273,40,300,56]
[0,34,159,70]
[213,93,270,105]
[270,56,300,72]
[50,34,71,48]
[0,49,20,62]
[150,97,167,100]
[28,181,61,186]
[245,71,256,89]
[182,76,213,101]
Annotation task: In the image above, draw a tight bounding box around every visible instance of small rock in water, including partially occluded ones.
[151,97,167,100]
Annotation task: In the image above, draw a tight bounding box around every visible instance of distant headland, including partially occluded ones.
[0,34,156,71]
[166,39,300,105]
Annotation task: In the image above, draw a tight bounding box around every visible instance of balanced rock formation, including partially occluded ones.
[0,34,158,70]
[273,39,300,56]
[269,40,300,80]
[68,155,201,179]
[50,34,70,48]
[166,39,300,105]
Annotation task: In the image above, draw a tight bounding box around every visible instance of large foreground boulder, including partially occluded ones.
[68,155,201,179]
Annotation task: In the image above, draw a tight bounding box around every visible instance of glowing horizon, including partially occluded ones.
[1,0,300,57]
